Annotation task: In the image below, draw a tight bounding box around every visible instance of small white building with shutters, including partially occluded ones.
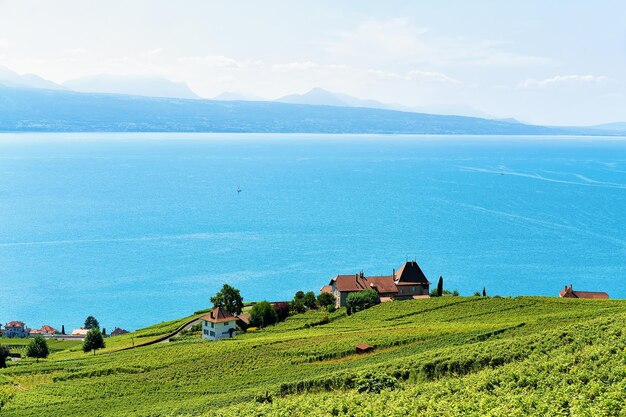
[201,307,238,341]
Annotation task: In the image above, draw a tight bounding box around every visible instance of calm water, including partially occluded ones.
[1,133,626,330]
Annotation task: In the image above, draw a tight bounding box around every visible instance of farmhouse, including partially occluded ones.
[4,321,29,338]
[201,307,239,341]
[325,260,431,307]
[110,327,129,337]
[559,285,608,299]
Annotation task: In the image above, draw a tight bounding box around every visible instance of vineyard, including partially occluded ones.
[1,296,625,416]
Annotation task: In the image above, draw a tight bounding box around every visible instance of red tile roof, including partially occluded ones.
[201,307,237,323]
[560,285,608,299]
[236,313,251,326]
[366,275,397,294]
[5,321,25,328]
[40,325,57,334]
[320,285,332,293]
[330,274,368,292]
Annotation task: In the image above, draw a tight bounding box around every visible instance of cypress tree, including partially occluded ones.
[482,287,487,297]
[437,276,443,297]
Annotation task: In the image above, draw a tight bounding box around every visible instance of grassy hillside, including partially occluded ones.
[1,297,625,416]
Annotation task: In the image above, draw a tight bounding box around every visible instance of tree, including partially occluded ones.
[290,298,306,314]
[83,328,106,355]
[249,301,279,328]
[84,315,99,330]
[482,287,487,297]
[302,291,317,309]
[211,284,244,315]
[473,291,481,296]
[26,335,49,363]
[437,276,444,297]
[272,302,290,322]
[346,289,379,313]
[317,292,336,309]
[0,345,10,368]
[293,291,305,300]
[61,325,65,335]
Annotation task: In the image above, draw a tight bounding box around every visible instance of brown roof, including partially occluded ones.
[320,285,332,293]
[236,313,251,325]
[560,286,608,299]
[395,261,430,285]
[201,307,237,323]
[366,275,397,294]
[331,274,368,292]
[6,321,25,328]
[40,325,57,333]
[110,327,129,336]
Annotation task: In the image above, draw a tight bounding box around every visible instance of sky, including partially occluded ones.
[0,0,624,125]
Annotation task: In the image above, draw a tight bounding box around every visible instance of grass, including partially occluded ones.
[1,296,625,416]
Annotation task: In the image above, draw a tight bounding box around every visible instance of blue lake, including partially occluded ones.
[1,133,626,330]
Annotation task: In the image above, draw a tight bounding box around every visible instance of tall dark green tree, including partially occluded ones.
[0,345,10,368]
[482,287,487,297]
[83,328,106,355]
[437,276,444,297]
[84,315,99,329]
[61,325,65,335]
[249,301,279,328]
[26,335,49,363]
[210,284,244,315]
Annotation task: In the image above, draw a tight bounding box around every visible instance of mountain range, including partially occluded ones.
[0,67,623,135]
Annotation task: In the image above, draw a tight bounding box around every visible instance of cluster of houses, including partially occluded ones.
[0,322,58,338]
[0,321,129,339]
[321,260,432,307]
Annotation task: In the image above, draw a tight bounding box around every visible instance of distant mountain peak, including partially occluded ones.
[0,66,66,91]
[62,74,201,100]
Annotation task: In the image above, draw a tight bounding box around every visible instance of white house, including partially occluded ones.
[201,307,238,341]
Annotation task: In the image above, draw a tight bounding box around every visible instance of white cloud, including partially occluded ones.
[519,74,610,89]
[0,38,10,49]
[271,61,347,73]
[405,70,461,84]
[177,55,263,70]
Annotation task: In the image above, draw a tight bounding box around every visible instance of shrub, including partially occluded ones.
[250,301,279,328]
[346,289,379,313]
[317,292,337,309]
[302,291,317,309]
[327,304,337,313]
[0,345,9,368]
[26,336,49,363]
[273,302,290,322]
[83,328,106,355]
[290,299,306,314]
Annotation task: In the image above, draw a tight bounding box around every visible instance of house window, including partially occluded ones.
[412,286,416,292]
[211,322,214,328]
[210,331,215,337]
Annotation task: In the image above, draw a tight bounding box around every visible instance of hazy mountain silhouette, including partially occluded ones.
[63,74,201,99]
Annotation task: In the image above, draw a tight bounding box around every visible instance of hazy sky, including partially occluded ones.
[0,1,624,125]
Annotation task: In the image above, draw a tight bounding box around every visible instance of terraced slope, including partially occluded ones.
[1,297,625,416]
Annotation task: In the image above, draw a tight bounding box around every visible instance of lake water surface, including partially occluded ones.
[1,133,626,330]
